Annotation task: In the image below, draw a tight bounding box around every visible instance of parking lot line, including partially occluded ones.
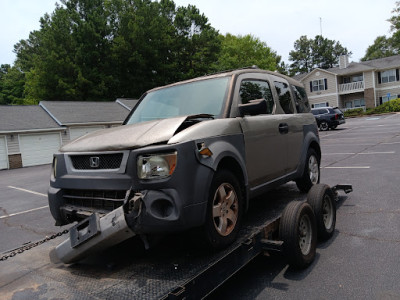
[358,151,395,155]
[8,186,47,197]
[0,205,49,219]
[324,166,370,169]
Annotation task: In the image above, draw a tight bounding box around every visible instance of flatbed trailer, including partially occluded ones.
[0,183,351,300]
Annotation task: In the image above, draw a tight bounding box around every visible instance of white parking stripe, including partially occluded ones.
[359,151,395,155]
[324,166,370,169]
[323,153,356,155]
[0,206,49,219]
[8,186,47,197]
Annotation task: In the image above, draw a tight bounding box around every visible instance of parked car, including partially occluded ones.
[311,107,345,131]
[48,67,321,249]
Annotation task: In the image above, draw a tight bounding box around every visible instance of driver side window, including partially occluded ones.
[239,80,274,114]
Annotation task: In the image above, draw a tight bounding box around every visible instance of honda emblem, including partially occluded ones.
[89,157,100,168]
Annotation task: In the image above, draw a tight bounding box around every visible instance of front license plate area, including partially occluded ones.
[70,214,100,248]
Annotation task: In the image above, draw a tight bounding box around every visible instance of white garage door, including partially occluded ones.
[20,133,61,167]
[69,126,105,141]
[0,136,8,170]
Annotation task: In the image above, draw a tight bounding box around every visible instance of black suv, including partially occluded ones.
[311,107,345,131]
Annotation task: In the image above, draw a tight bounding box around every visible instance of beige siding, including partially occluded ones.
[309,95,338,108]
[6,135,20,154]
[376,88,400,100]
[305,71,337,95]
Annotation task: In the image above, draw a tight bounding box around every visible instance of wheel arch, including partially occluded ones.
[217,156,249,212]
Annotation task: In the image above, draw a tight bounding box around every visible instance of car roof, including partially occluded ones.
[146,67,304,93]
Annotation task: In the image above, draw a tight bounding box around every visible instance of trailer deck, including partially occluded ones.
[0,183,350,299]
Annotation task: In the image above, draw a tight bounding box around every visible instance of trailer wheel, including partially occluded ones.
[296,148,320,193]
[307,184,336,241]
[203,169,243,249]
[279,201,317,269]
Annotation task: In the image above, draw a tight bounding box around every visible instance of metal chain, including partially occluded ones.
[0,229,69,262]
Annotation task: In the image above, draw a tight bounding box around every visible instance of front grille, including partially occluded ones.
[63,189,126,212]
[70,153,123,170]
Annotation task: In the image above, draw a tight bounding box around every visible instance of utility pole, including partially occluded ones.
[320,17,323,36]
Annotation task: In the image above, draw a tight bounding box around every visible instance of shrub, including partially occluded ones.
[344,108,364,117]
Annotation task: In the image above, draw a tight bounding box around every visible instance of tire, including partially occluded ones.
[203,169,243,249]
[307,184,336,241]
[279,201,317,269]
[296,148,320,193]
[319,121,329,131]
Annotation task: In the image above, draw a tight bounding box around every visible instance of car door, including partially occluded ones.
[270,75,304,174]
[233,74,287,189]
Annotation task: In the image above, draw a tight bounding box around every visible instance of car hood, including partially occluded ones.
[60,116,191,152]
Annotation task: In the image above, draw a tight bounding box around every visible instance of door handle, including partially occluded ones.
[279,123,289,134]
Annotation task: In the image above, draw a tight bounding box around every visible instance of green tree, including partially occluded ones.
[12,0,221,101]
[362,2,400,60]
[288,35,313,75]
[289,35,351,75]
[0,64,25,104]
[214,34,282,72]
[361,36,395,61]
[173,4,221,80]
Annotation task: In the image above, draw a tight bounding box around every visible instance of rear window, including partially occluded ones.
[333,108,343,114]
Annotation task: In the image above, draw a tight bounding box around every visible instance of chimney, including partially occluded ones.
[339,55,349,69]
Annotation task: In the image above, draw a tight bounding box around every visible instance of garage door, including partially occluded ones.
[0,136,8,170]
[19,133,61,167]
[69,126,105,141]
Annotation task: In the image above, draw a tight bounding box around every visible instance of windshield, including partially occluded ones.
[125,76,231,124]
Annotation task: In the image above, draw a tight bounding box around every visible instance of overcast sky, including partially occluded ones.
[0,0,397,66]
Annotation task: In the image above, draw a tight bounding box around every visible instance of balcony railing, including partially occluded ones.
[339,81,364,94]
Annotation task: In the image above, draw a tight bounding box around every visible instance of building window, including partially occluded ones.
[310,79,327,92]
[380,69,397,83]
[313,102,329,108]
[345,99,365,108]
[381,94,397,104]
[343,74,363,83]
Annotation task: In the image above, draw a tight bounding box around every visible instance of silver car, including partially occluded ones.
[49,68,321,249]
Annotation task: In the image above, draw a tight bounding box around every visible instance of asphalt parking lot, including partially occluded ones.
[1,113,400,299]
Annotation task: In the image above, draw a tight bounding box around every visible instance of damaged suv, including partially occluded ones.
[49,68,321,249]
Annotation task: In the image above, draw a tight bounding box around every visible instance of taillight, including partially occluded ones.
[335,114,339,120]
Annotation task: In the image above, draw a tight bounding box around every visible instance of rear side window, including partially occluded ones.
[333,108,343,114]
[274,81,294,114]
[292,85,310,113]
[239,80,274,114]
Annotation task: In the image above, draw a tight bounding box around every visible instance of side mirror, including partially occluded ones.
[238,99,268,116]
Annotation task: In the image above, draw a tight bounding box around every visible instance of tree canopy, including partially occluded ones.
[213,34,283,72]
[1,0,284,105]
[362,2,400,61]
[288,35,351,75]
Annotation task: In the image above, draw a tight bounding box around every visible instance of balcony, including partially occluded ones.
[339,81,364,94]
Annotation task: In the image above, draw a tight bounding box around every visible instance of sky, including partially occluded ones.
[0,0,397,66]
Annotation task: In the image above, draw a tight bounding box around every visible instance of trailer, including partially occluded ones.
[0,183,351,300]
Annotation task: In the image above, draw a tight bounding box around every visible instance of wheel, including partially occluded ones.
[296,148,320,193]
[279,202,316,268]
[279,201,317,269]
[307,184,336,241]
[203,169,243,249]
[319,121,329,131]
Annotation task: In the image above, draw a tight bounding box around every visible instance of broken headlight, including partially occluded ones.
[137,152,177,179]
